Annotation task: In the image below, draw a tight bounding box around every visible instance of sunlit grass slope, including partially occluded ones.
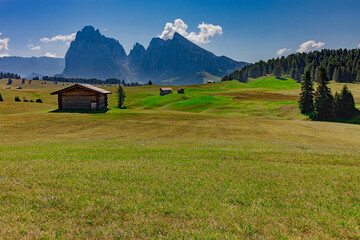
[1,77,360,238]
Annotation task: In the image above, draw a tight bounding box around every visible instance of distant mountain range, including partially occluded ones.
[0,56,64,78]
[0,26,248,85]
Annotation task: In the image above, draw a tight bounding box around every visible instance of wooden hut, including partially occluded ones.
[159,87,172,96]
[177,88,185,94]
[207,80,214,84]
[51,84,111,110]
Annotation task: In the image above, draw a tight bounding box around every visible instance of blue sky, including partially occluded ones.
[0,0,359,63]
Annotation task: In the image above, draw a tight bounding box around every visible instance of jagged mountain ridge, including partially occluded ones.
[138,33,245,82]
[0,26,248,84]
[62,26,248,84]
[62,26,129,80]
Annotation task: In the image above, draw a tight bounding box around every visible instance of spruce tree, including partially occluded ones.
[0,93,3,101]
[148,80,153,85]
[290,67,295,80]
[356,70,360,82]
[332,92,342,119]
[334,85,356,119]
[274,65,282,78]
[333,67,340,82]
[313,67,334,120]
[298,71,314,114]
[117,85,126,109]
[315,67,321,82]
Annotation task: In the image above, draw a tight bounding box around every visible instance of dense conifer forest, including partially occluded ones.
[222,49,360,83]
[0,72,21,79]
[40,76,143,86]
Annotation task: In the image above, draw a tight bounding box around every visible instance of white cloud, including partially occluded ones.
[358,43,360,48]
[296,40,325,53]
[40,33,76,43]
[0,37,10,50]
[0,32,2,36]
[159,19,222,44]
[187,22,223,44]
[45,52,57,58]
[0,53,9,58]
[27,44,41,50]
[160,19,189,40]
[276,48,291,56]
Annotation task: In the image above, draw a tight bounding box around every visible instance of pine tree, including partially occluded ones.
[294,67,301,82]
[117,85,126,109]
[290,67,295,80]
[333,67,340,82]
[333,85,356,119]
[0,93,3,101]
[356,70,360,82]
[274,65,282,78]
[327,63,334,80]
[148,80,153,85]
[313,67,334,120]
[332,92,342,118]
[311,66,316,82]
[315,67,321,82]
[298,71,314,114]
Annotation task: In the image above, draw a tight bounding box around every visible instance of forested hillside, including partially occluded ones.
[222,49,360,83]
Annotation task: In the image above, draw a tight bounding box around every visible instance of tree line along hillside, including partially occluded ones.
[0,72,21,79]
[40,76,143,86]
[222,49,360,83]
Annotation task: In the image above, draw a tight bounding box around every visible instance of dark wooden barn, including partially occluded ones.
[159,87,173,96]
[51,84,112,110]
[177,88,185,94]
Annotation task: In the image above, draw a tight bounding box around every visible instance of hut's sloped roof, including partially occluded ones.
[160,87,173,91]
[51,83,112,95]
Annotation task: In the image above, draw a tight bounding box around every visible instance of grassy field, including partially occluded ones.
[1,77,360,239]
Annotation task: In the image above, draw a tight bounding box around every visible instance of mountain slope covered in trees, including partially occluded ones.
[222,49,360,83]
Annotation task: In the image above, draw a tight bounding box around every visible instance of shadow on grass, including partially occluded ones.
[309,109,360,124]
[49,108,110,114]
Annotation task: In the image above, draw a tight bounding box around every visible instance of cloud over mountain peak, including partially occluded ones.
[159,19,222,44]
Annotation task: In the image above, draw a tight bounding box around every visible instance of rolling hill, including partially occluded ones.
[1,76,360,238]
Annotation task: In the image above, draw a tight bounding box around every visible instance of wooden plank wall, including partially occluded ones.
[58,87,108,110]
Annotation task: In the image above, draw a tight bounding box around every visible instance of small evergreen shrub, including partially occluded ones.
[14,96,21,102]
[35,99,43,103]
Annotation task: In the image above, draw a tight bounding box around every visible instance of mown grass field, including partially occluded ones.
[1,77,360,239]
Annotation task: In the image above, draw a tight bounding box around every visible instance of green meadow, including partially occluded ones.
[1,77,360,239]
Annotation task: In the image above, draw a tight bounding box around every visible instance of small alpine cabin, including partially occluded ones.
[177,88,185,94]
[207,80,214,84]
[159,87,173,96]
[51,84,112,110]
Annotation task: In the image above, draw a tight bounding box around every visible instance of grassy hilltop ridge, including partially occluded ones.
[1,77,360,238]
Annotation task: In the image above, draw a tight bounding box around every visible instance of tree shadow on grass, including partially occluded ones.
[330,109,360,124]
[49,108,110,114]
[310,109,360,125]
